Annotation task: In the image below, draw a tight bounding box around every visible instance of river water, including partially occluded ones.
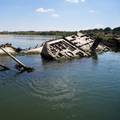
[0,35,120,120]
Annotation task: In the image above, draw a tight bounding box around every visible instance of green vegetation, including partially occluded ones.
[80,27,120,41]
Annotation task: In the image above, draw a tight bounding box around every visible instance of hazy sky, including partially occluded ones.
[0,0,120,31]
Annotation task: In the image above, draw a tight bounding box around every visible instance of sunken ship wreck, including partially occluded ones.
[41,33,107,60]
[0,33,109,71]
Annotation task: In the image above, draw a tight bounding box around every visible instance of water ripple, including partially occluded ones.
[29,77,76,101]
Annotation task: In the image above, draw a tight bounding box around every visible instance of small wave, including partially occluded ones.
[29,78,76,101]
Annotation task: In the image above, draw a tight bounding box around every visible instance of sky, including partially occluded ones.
[0,0,120,31]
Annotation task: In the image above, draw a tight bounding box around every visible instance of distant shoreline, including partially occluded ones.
[0,31,76,36]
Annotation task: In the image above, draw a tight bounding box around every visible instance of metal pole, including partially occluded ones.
[0,47,33,72]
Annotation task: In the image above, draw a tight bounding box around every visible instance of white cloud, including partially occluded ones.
[35,7,60,18]
[51,13,60,18]
[89,10,96,13]
[65,0,85,3]
[35,8,54,13]
[81,0,85,2]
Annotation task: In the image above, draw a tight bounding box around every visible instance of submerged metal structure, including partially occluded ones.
[0,47,34,72]
[41,33,106,60]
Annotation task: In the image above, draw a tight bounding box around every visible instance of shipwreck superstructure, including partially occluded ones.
[41,33,106,60]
